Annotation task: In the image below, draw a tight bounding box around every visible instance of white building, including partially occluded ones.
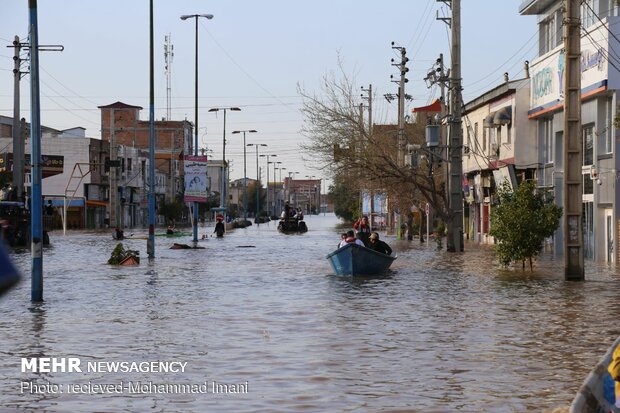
[520,0,619,262]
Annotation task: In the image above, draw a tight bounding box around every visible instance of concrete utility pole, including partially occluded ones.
[390,43,409,239]
[563,0,584,280]
[7,36,62,201]
[109,111,118,229]
[361,84,374,230]
[447,0,464,252]
[12,36,24,200]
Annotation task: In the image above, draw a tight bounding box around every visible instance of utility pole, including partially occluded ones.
[11,37,24,200]
[445,0,464,252]
[109,111,118,229]
[7,37,62,201]
[390,43,409,239]
[361,84,374,230]
[563,0,584,280]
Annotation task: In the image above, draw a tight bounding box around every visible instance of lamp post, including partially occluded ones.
[209,106,241,214]
[278,167,286,216]
[181,13,213,244]
[232,129,257,221]
[288,171,299,205]
[247,143,267,223]
[260,154,277,217]
[273,161,282,217]
[306,175,316,214]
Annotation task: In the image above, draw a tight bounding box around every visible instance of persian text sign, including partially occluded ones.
[183,156,208,203]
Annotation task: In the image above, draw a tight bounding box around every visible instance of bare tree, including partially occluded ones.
[299,64,450,227]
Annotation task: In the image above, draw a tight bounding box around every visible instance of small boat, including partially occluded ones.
[155,231,192,237]
[326,242,396,276]
[277,219,308,234]
[570,336,620,412]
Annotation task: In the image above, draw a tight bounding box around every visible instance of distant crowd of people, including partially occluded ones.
[338,215,392,255]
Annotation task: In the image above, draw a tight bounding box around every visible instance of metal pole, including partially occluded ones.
[255,146,260,223]
[221,109,226,210]
[147,0,156,258]
[243,131,247,220]
[28,0,43,302]
[192,15,199,244]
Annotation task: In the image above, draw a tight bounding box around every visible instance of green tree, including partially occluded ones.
[245,181,266,216]
[158,201,185,225]
[330,175,359,222]
[490,181,562,270]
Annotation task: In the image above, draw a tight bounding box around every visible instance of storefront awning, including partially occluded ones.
[493,106,512,126]
[483,113,495,128]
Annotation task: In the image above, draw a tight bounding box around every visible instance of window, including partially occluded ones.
[141,160,146,179]
[599,0,615,18]
[483,127,487,151]
[127,158,133,172]
[581,0,595,28]
[605,99,613,153]
[489,128,496,156]
[507,125,512,144]
[583,173,594,195]
[542,118,553,164]
[539,9,563,55]
[583,124,594,166]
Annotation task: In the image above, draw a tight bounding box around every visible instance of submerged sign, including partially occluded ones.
[183,155,208,203]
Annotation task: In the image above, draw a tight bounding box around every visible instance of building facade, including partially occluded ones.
[519,0,619,262]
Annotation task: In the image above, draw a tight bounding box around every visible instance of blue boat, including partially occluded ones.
[570,336,620,413]
[326,242,396,276]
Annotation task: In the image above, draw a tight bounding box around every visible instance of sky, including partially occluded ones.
[0,1,537,184]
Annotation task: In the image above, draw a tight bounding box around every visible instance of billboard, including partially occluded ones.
[183,155,208,203]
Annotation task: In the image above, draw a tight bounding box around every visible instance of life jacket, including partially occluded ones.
[345,236,356,243]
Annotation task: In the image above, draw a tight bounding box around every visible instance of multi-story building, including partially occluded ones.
[519,0,619,262]
[462,76,537,244]
[98,101,192,223]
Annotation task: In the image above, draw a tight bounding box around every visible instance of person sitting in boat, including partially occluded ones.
[608,343,620,407]
[112,227,124,240]
[214,217,225,238]
[367,232,392,256]
[339,230,364,248]
[354,215,371,246]
[296,208,304,221]
[166,224,175,235]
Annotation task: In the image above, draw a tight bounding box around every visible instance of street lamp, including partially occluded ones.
[180,12,213,244]
[306,175,316,214]
[247,143,267,223]
[232,129,257,221]
[273,161,282,216]
[209,106,241,213]
[288,171,299,205]
[260,154,277,217]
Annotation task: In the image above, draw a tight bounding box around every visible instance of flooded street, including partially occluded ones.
[2,213,620,412]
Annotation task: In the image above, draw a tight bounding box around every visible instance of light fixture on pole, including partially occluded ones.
[288,171,300,204]
[247,143,267,223]
[278,167,286,216]
[209,106,241,214]
[273,161,282,217]
[232,129,257,221]
[260,154,277,217]
[181,12,213,244]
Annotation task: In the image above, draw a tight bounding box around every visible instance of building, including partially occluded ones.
[98,102,192,226]
[519,0,619,262]
[462,76,536,244]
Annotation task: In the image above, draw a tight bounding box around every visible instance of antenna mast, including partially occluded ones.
[164,34,174,120]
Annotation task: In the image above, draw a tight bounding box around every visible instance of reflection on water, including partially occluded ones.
[1,214,620,412]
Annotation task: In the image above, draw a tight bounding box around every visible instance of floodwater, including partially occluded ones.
[1,214,620,412]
